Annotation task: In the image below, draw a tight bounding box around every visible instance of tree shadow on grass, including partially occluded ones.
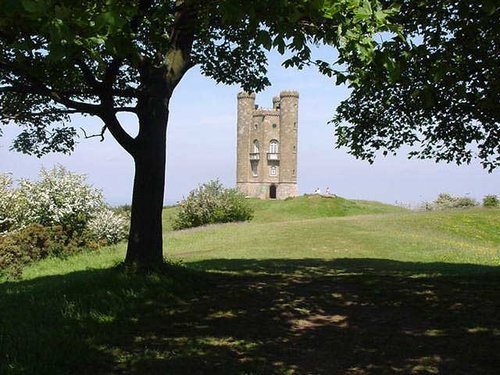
[1,258,499,374]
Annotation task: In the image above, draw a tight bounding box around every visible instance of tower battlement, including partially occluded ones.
[237,92,256,99]
[280,90,299,98]
[236,91,299,199]
[253,109,280,117]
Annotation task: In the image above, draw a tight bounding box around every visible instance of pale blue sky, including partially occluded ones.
[1,50,498,206]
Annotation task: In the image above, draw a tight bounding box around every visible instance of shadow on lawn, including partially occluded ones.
[1,258,499,374]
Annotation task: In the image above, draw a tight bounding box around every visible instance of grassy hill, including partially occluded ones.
[2,196,499,374]
[162,194,404,231]
[23,196,498,279]
[248,194,405,223]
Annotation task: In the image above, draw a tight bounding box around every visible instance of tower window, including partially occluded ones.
[270,165,277,176]
[272,123,277,129]
[269,139,279,153]
[251,161,258,177]
[254,123,258,130]
[253,140,260,153]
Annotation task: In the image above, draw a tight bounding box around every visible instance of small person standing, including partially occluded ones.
[325,187,331,195]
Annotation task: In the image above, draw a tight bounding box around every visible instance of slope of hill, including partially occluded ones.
[2,198,499,375]
[18,201,499,281]
[248,195,405,223]
[162,195,404,231]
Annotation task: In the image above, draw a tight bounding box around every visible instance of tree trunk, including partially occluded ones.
[125,86,170,269]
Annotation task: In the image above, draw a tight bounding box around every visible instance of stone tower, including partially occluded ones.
[236,91,299,199]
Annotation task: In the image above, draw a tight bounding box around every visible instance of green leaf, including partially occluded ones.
[257,30,272,51]
[353,0,372,23]
[336,73,348,85]
[21,0,40,13]
[273,36,286,54]
[482,0,497,15]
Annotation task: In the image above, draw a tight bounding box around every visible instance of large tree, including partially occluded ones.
[0,0,398,268]
[333,0,499,171]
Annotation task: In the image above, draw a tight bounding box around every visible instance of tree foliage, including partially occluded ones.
[0,0,398,155]
[9,0,495,266]
[333,0,499,171]
[0,0,401,266]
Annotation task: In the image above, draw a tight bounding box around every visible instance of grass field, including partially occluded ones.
[1,196,499,374]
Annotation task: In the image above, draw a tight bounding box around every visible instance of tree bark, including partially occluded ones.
[124,76,170,269]
[122,0,195,267]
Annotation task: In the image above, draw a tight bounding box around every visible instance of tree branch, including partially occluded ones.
[80,125,107,142]
[0,60,102,114]
[103,58,122,89]
[76,59,101,89]
[114,107,137,113]
[164,0,198,87]
[99,110,136,155]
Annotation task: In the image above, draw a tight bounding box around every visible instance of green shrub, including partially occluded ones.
[0,224,76,277]
[426,193,478,211]
[483,195,499,208]
[112,204,132,217]
[173,180,253,230]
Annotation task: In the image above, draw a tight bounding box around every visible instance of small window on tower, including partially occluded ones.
[251,161,258,177]
[269,139,279,153]
[292,169,296,176]
[253,140,260,153]
[270,165,277,176]
[272,123,277,129]
[254,123,258,130]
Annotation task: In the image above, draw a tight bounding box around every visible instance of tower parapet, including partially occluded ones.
[236,91,299,199]
[279,91,299,98]
[237,92,256,99]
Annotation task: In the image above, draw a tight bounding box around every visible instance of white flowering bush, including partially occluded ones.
[173,179,253,230]
[14,165,106,236]
[423,193,479,211]
[0,166,128,276]
[0,173,18,233]
[86,208,128,244]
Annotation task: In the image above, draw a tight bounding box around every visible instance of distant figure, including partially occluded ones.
[314,187,321,195]
[325,187,331,195]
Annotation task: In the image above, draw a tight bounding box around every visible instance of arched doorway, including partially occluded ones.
[269,184,277,199]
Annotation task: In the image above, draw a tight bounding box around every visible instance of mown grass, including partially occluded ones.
[247,194,405,223]
[161,195,404,231]
[1,197,499,374]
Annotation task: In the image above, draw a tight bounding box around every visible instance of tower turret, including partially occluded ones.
[236,92,255,192]
[279,91,299,193]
